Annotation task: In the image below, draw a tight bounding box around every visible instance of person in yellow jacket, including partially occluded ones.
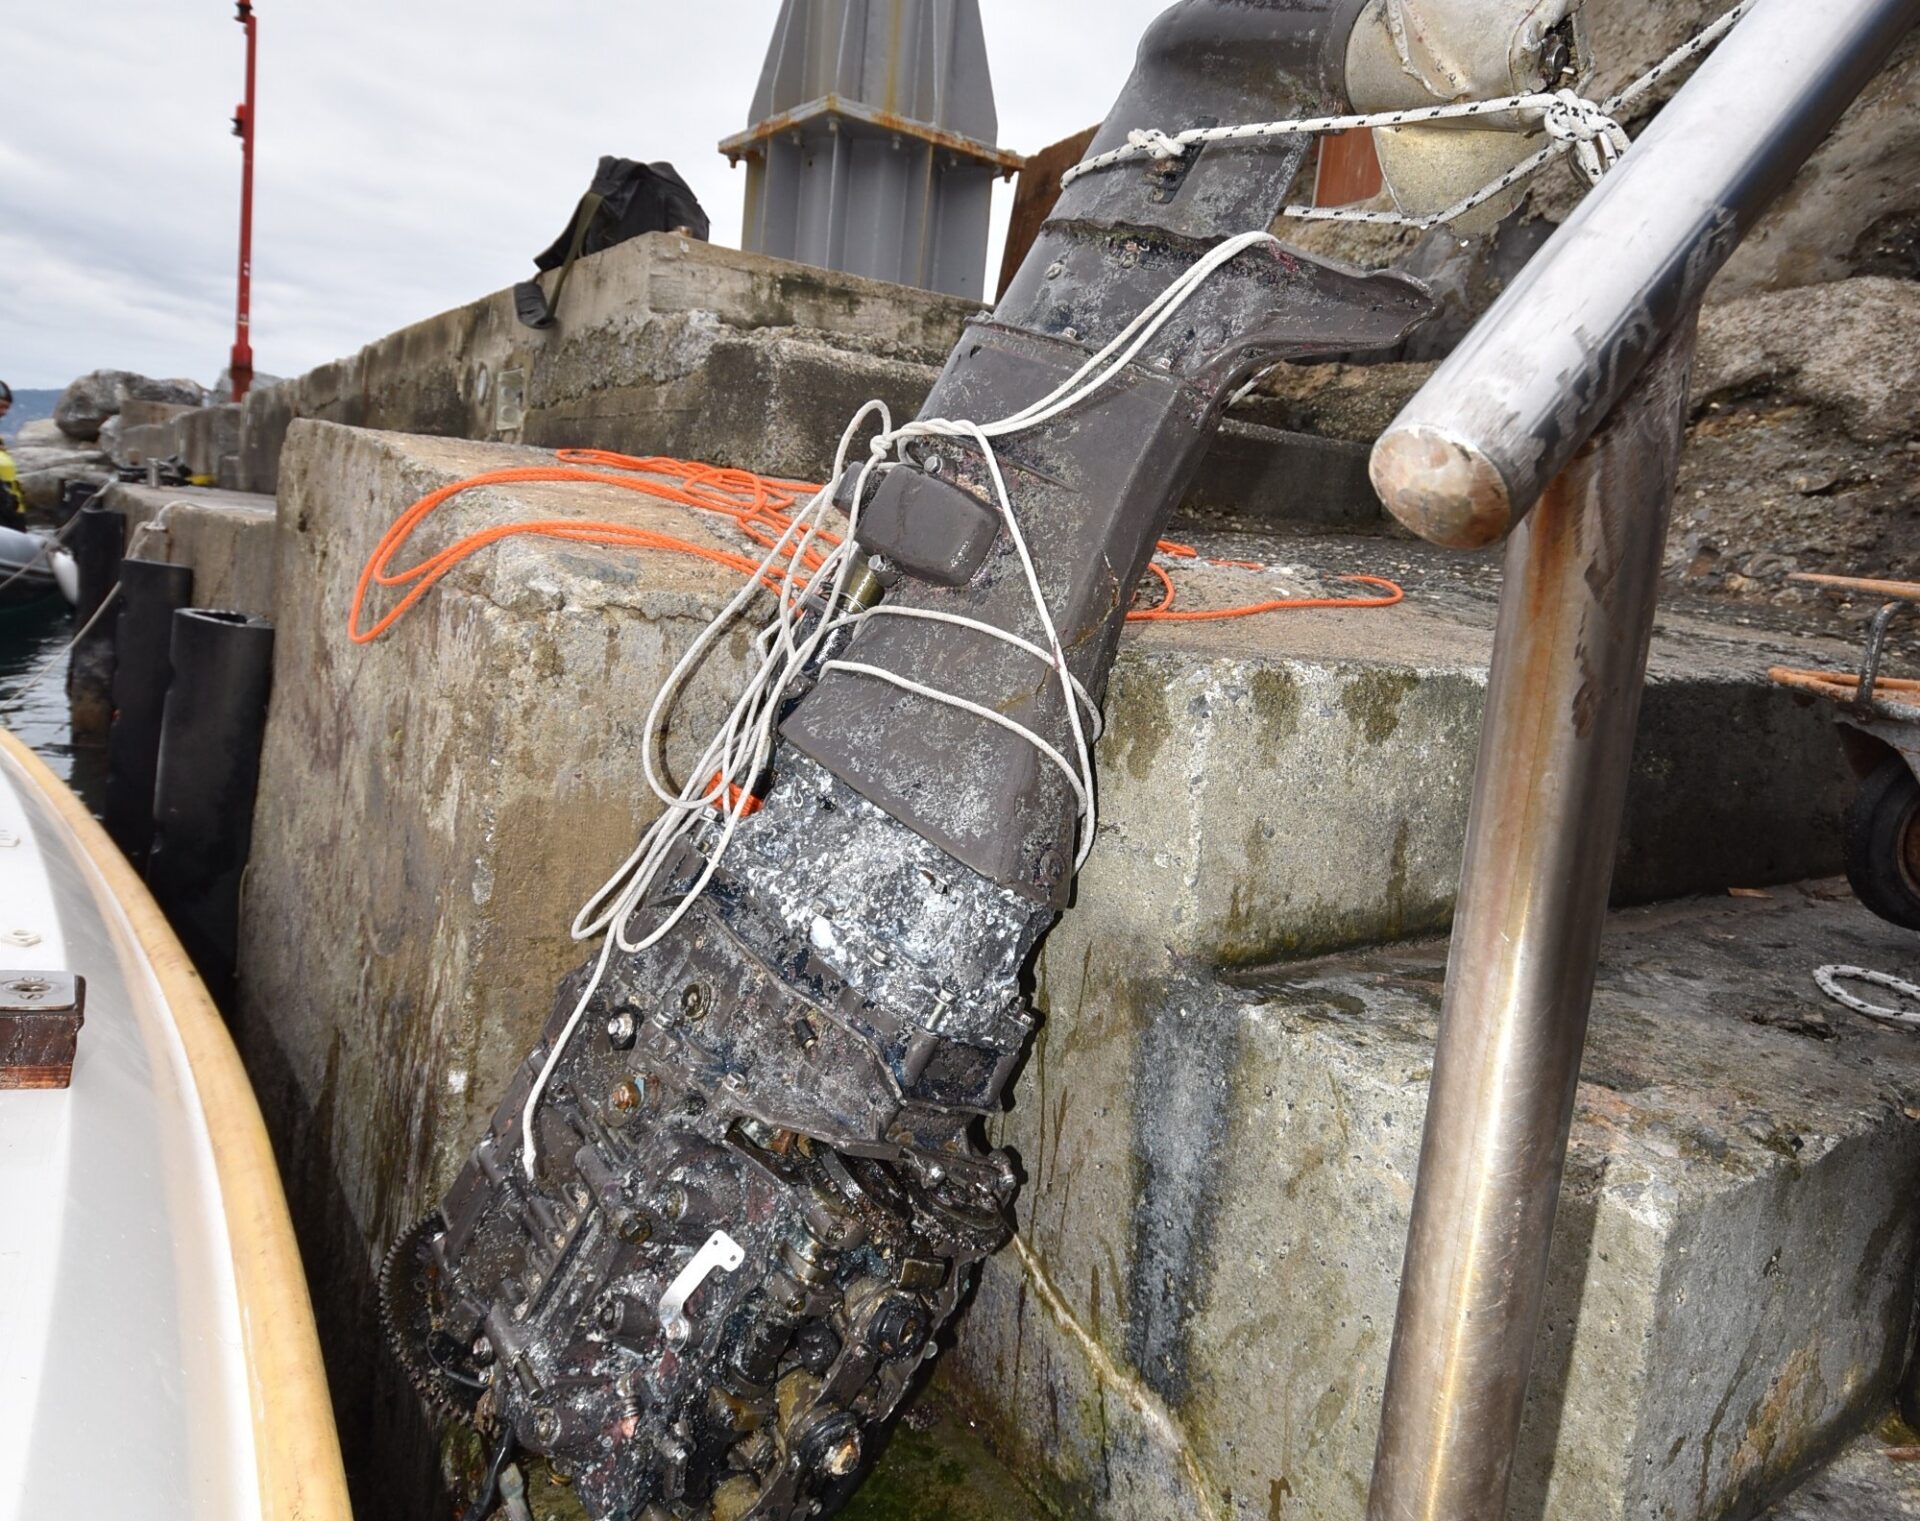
[0,383,27,529]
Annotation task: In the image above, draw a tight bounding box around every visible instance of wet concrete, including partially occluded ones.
[1760,1415,1920,1519]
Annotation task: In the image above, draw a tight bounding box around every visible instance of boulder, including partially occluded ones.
[55,370,206,440]
[11,441,113,513]
[211,366,284,404]
[9,419,64,449]
[1669,276,1920,601]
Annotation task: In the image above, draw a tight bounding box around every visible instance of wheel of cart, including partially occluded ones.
[1772,573,1920,930]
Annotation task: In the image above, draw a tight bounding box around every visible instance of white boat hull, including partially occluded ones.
[0,732,349,1521]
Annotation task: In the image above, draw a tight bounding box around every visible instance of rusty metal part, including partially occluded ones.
[0,970,85,1091]
[1769,596,1920,726]
[1367,323,1697,1521]
[719,95,1024,178]
[1369,0,1920,548]
[380,1210,488,1423]
[1771,667,1920,708]
[1791,572,1920,604]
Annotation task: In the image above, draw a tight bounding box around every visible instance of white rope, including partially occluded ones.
[1061,1,1750,229]
[0,502,183,710]
[1814,965,1920,1029]
[519,230,1287,1175]
[518,5,1753,1173]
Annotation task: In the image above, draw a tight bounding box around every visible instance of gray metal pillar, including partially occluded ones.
[1365,323,1695,1520]
[1364,0,1920,1513]
[720,0,1022,300]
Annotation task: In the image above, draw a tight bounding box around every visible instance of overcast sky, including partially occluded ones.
[0,2,1170,391]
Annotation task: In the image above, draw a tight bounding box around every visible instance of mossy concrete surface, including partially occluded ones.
[950,887,1920,1520]
[498,1392,1051,1521]
[1758,1414,1920,1519]
[239,425,767,1518]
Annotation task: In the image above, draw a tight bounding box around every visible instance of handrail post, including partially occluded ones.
[1361,0,1917,1510]
[1366,320,1697,1520]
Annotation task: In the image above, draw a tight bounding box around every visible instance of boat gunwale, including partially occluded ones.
[0,728,352,1521]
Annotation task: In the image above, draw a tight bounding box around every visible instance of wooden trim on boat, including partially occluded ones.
[0,730,353,1521]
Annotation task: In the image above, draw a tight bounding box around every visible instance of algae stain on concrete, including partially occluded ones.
[1211,815,1441,969]
[1339,669,1421,745]
[1251,666,1304,751]
[1106,659,1176,782]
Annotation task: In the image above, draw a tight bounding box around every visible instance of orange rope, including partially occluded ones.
[348,449,1406,644]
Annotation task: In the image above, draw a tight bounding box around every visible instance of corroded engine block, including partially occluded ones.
[388,760,1047,1519]
[387,2,1435,1516]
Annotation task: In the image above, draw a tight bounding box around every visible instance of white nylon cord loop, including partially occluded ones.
[1539,88,1631,183]
[1815,965,1920,1028]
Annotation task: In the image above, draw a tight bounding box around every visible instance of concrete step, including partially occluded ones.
[955,886,1920,1521]
[235,425,1868,1516]
[1758,1415,1920,1519]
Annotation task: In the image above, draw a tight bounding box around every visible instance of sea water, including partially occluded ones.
[0,600,108,812]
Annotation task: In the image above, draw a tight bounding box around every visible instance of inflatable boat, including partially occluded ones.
[0,730,350,1521]
[0,526,77,611]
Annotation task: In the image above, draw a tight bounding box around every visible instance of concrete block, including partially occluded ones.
[177,403,243,481]
[102,483,277,618]
[115,420,181,465]
[237,233,983,495]
[1054,542,1851,971]
[231,231,1385,531]
[951,889,1920,1520]
[234,422,1860,1515]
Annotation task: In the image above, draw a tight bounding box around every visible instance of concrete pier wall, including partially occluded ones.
[233,422,1869,1519]
[101,483,276,617]
[233,233,1384,531]
[954,894,1920,1520]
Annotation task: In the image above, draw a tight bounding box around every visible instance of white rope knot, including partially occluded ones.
[1539,88,1631,183]
[1126,127,1188,163]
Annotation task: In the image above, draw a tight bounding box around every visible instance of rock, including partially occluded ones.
[1693,276,1920,446]
[14,453,112,514]
[54,369,206,440]
[211,367,284,404]
[10,419,63,448]
[1668,278,1920,604]
[54,371,132,440]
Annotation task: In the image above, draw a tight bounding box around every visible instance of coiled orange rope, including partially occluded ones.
[348,448,1403,644]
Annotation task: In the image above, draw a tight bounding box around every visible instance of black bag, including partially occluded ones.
[514,157,711,330]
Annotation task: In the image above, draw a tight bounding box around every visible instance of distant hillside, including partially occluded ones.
[2,388,62,441]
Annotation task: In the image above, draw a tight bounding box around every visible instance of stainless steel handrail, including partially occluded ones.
[1364,0,1920,1516]
[1369,0,1920,550]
